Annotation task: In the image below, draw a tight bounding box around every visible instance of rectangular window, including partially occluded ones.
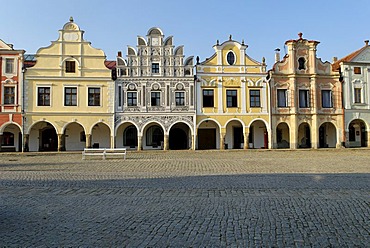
[299,89,310,108]
[151,92,160,106]
[4,87,15,104]
[64,87,77,106]
[88,88,100,106]
[321,90,332,108]
[202,89,214,107]
[277,89,287,107]
[118,86,122,107]
[1,132,14,146]
[5,58,14,74]
[175,92,185,106]
[65,61,76,73]
[354,88,362,103]
[354,67,361,74]
[37,87,50,106]
[127,92,137,106]
[250,90,261,107]
[152,63,159,74]
[226,90,237,107]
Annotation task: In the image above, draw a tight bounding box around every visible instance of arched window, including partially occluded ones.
[124,125,137,147]
[227,51,235,65]
[298,57,306,70]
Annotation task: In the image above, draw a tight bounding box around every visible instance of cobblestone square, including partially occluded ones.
[0,149,369,247]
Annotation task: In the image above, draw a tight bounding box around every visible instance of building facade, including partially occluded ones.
[115,27,195,150]
[268,33,343,149]
[24,18,114,152]
[333,40,370,147]
[195,37,269,150]
[0,39,25,152]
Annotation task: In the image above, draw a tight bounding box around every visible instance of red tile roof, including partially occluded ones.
[332,45,369,71]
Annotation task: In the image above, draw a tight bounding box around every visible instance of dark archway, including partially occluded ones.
[124,125,138,148]
[40,124,58,151]
[298,122,311,148]
[348,119,367,147]
[146,125,164,149]
[319,122,337,148]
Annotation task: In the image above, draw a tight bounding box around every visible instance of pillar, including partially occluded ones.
[0,134,2,152]
[23,134,29,152]
[57,134,63,152]
[367,131,370,148]
[111,136,115,149]
[137,135,142,151]
[220,132,225,150]
[163,135,169,150]
[243,129,249,149]
[85,134,91,148]
[191,134,195,150]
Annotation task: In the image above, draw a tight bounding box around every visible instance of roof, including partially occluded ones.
[332,45,369,71]
[104,60,116,69]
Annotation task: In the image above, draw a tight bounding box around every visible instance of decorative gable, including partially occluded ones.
[352,47,370,63]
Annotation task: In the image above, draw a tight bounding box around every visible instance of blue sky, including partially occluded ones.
[2,0,369,67]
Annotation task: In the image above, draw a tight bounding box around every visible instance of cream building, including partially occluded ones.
[195,37,269,149]
[268,33,343,149]
[115,27,195,150]
[333,40,370,147]
[24,18,114,151]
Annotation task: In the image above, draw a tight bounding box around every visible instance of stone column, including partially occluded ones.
[367,131,370,148]
[243,129,249,149]
[137,135,142,151]
[111,136,115,149]
[163,135,169,150]
[311,116,318,149]
[220,132,225,150]
[23,134,29,152]
[191,134,195,150]
[57,134,63,152]
[85,134,91,148]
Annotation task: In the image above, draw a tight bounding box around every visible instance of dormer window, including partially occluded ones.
[298,57,306,70]
[65,61,76,73]
[227,51,235,65]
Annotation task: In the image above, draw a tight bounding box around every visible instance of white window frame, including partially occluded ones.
[36,84,52,107]
[87,86,102,107]
[277,89,288,108]
[3,57,17,75]
[63,85,78,107]
[226,51,236,65]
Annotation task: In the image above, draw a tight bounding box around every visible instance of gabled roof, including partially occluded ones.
[332,43,369,71]
[104,60,116,69]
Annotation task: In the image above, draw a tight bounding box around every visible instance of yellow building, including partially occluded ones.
[24,18,114,151]
[195,37,269,149]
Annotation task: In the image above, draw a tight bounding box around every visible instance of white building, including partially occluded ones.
[115,27,195,150]
[333,40,370,147]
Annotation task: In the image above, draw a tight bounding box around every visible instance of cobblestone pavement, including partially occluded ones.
[0,149,369,247]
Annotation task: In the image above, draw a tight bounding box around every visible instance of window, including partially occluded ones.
[298,57,306,70]
[64,87,77,106]
[175,92,185,106]
[277,89,287,107]
[4,86,15,104]
[226,90,237,107]
[321,90,332,108]
[299,89,310,108]
[250,90,261,107]
[2,132,14,146]
[5,58,14,74]
[354,67,361,74]
[227,51,235,65]
[151,92,160,106]
[152,63,159,74]
[88,88,100,106]
[203,89,214,107]
[37,87,50,106]
[354,88,362,103]
[118,86,122,107]
[65,61,76,73]
[127,92,137,106]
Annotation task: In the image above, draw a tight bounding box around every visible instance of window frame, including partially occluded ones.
[277,89,287,108]
[64,87,78,106]
[5,58,15,74]
[127,91,137,106]
[250,89,261,108]
[88,87,101,106]
[65,61,76,73]
[226,89,238,108]
[226,51,236,65]
[151,91,161,106]
[321,90,333,108]
[37,86,51,106]
[152,63,160,74]
[354,88,362,104]
[3,86,16,105]
[354,67,361,74]
[202,89,214,108]
[299,89,310,108]
[298,57,306,70]
[175,91,185,106]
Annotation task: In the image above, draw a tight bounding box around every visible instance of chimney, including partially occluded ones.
[365,40,369,46]
[332,57,338,63]
[274,48,281,62]
[117,51,122,57]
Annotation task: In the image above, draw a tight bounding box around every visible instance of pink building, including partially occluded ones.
[268,33,343,149]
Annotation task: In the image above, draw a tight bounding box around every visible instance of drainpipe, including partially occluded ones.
[21,64,27,152]
[339,69,346,147]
